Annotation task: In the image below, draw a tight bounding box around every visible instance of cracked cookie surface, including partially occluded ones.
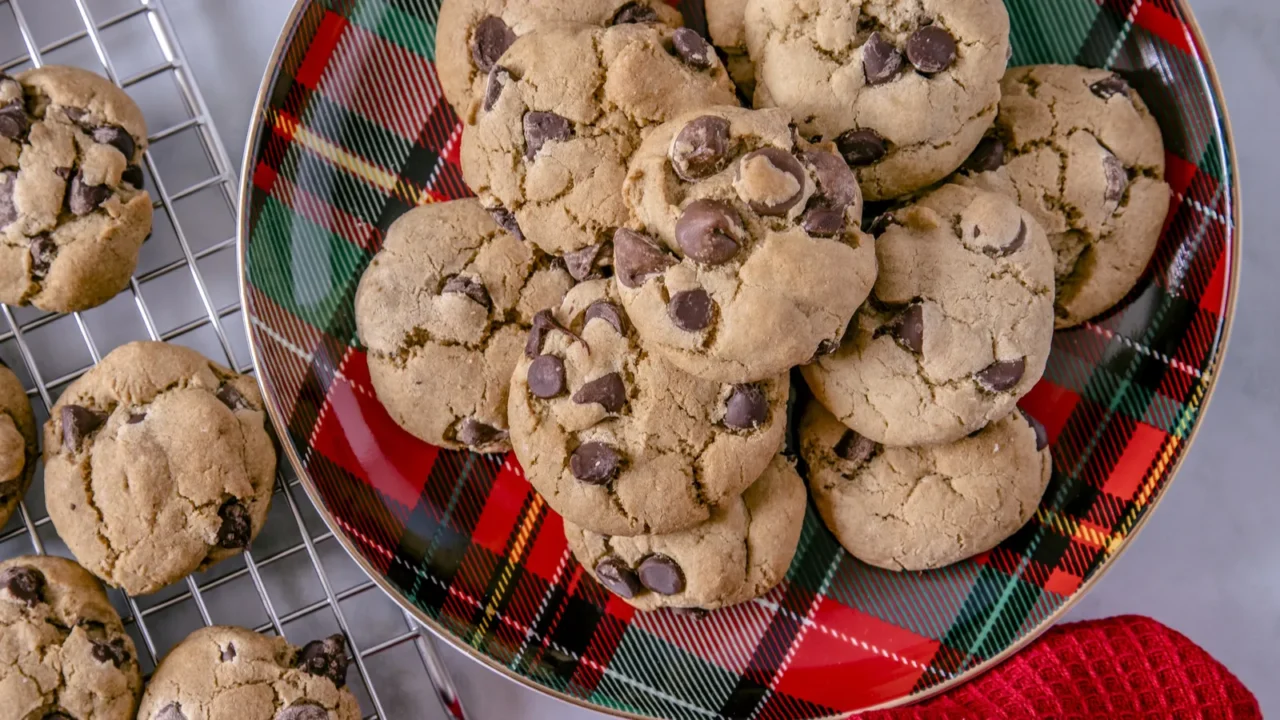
[43,342,277,596]
[802,184,1054,447]
[437,0,682,119]
[460,22,739,255]
[620,105,876,384]
[0,362,36,529]
[800,402,1051,572]
[509,280,788,537]
[565,453,804,611]
[706,0,756,99]
[956,64,1171,328]
[355,200,573,454]
[136,626,360,720]
[743,0,1010,200]
[0,555,142,719]
[0,66,153,313]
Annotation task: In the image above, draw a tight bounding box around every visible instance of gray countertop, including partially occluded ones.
[164,0,1276,716]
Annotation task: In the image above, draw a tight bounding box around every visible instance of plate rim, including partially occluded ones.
[234,1,1244,716]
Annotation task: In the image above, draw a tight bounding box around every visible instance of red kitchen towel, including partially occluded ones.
[865,616,1261,719]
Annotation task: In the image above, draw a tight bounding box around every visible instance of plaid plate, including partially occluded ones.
[241,0,1238,716]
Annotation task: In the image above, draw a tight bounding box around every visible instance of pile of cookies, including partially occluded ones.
[360,0,1172,614]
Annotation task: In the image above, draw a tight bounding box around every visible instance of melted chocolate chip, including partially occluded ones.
[1090,74,1131,100]
[638,554,685,595]
[489,207,524,241]
[834,429,879,466]
[573,373,627,414]
[217,384,251,411]
[671,116,733,181]
[612,2,659,24]
[571,442,621,484]
[836,129,888,167]
[30,235,56,281]
[802,149,859,237]
[221,642,237,662]
[885,304,924,353]
[276,704,328,720]
[298,634,350,688]
[668,289,714,332]
[523,111,572,160]
[216,499,252,549]
[986,219,1027,258]
[976,358,1026,392]
[675,199,743,264]
[456,418,509,449]
[68,172,110,217]
[737,148,807,216]
[0,99,30,140]
[1,565,44,606]
[90,637,131,667]
[525,310,583,358]
[471,16,516,73]
[863,32,903,85]
[906,24,957,74]
[584,301,627,334]
[122,165,145,189]
[61,405,107,452]
[564,241,612,282]
[154,703,187,720]
[1104,153,1128,203]
[127,412,147,424]
[1020,408,1049,451]
[442,275,492,309]
[1,170,18,229]
[528,355,568,399]
[965,137,1005,173]
[483,65,512,112]
[91,125,135,159]
[595,556,642,598]
[724,384,768,430]
[672,28,714,68]
[614,228,675,289]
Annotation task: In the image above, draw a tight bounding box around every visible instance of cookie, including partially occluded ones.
[0,66,153,313]
[619,105,876,384]
[136,626,361,720]
[355,200,573,454]
[509,280,788,536]
[437,0,682,119]
[802,184,1054,447]
[461,22,739,256]
[800,402,1051,571]
[744,0,1010,200]
[565,453,805,611]
[43,342,277,595]
[0,362,36,528]
[0,555,143,719]
[706,0,755,100]
[956,65,1171,328]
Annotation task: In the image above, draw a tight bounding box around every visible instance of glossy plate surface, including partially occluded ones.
[239,1,1239,716]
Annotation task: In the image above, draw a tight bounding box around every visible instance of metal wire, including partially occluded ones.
[0,2,467,717]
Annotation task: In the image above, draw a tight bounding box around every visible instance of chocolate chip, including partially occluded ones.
[986,219,1027,258]
[221,642,236,662]
[965,137,1005,173]
[814,337,842,358]
[525,310,583,358]
[63,107,87,124]
[671,116,733,181]
[612,2,659,24]
[0,99,29,140]
[527,355,567,398]
[1104,153,1128,203]
[976,358,1026,392]
[471,15,516,73]
[724,384,768,430]
[564,241,612,282]
[737,148,807,217]
[672,28,714,68]
[68,172,110,216]
[523,111,572,160]
[864,211,897,237]
[573,373,627,413]
[92,125,135,159]
[802,150,859,237]
[669,289,714,332]
[29,235,55,281]
[614,228,675,288]
[127,412,147,424]
[216,499,252,549]
[0,566,44,606]
[490,207,524,241]
[154,703,187,720]
[801,207,844,237]
[91,637,131,667]
[570,442,621,484]
[863,32,903,85]
[595,556,642,598]
[456,418,509,449]
[584,301,627,334]
[122,165,145,189]
[276,704,328,720]
[442,275,492,309]
[0,170,17,228]
[298,634,350,688]
[884,304,924,353]
[1020,408,1049,451]
[638,554,685,595]
[61,405,107,452]
[483,66,511,113]
[906,25,957,74]
[836,129,888,167]
[675,199,743,264]
[216,384,250,411]
[834,431,876,467]
[1090,74,1131,100]
[53,167,74,181]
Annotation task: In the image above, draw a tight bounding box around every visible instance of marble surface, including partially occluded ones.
[163,0,1275,716]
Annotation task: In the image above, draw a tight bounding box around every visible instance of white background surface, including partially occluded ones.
[163,0,1276,716]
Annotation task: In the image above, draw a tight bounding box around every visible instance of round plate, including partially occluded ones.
[238,1,1240,716]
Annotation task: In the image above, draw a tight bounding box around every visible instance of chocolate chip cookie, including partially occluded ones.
[0,66,152,313]
[437,0,683,119]
[355,200,573,454]
[44,342,277,595]
[509,280,788,536]
[956,65,1172,328]
[802,184,1054,447]
[706,0,755,100]
[460,22,738,255]
[800,402,1051,571]
[744,0,1011,200]
[565,453,805,611]
[136,627,361,720]
[619,105,876,384]
[0,361,36,529]
[0,555,143,719]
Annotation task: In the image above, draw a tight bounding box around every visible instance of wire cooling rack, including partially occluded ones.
[0,1,464,718]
